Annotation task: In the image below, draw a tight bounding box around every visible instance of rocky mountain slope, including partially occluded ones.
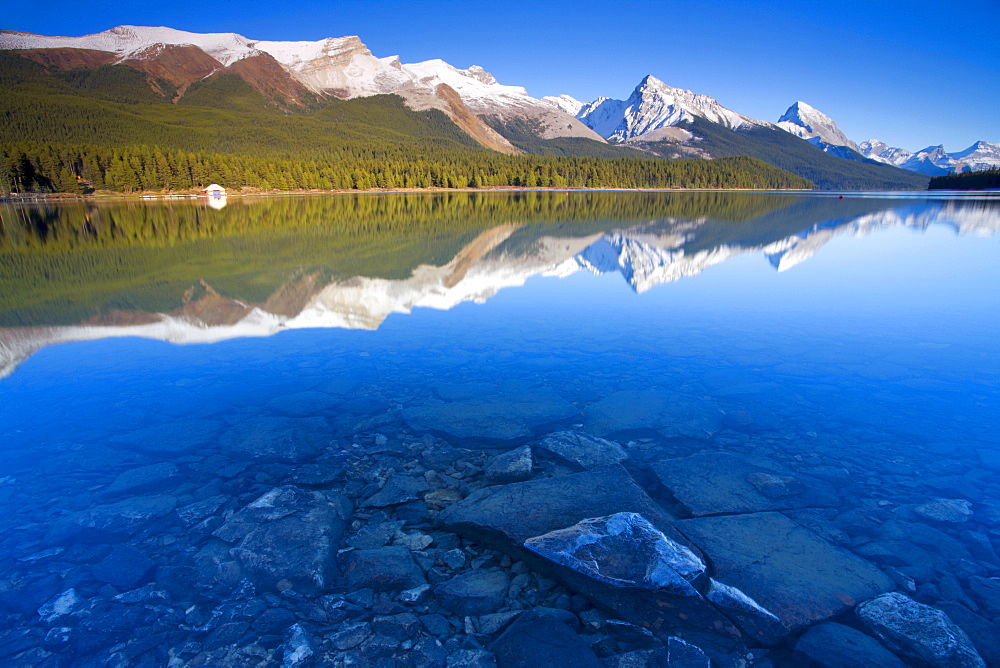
[776,102,860,153]
[1,24,989,182]
[558,75,765,143]
[0,25,603,153]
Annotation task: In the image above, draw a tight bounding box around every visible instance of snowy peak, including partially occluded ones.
[0,25,261,66]
[573,75,766,143]
[403,59,526,101]
[776,101,859,152]
[542,94,585,116]
[0,25,598,143]
[860,139,1000,175]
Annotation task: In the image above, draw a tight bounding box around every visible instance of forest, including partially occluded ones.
[0,142,813,194]
[928,168,1000,190]
[0,51,814,194]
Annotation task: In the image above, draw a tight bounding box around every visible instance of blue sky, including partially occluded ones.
[6,0,998,151]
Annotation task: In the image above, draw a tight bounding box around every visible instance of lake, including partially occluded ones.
[1,190,999,666]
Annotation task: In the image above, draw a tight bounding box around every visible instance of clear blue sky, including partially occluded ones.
[6,0,998,151]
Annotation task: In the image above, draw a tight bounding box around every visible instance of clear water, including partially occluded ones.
[1,191,998,665]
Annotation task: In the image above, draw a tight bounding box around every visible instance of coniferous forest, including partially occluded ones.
[0,142,813,194]
[928,168,1000,190]
[0,51,815,194]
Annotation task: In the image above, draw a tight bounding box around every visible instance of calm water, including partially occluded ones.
[1,191,999,666]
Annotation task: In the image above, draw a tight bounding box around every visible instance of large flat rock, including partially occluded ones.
[437,466,746,651]
[676,512,895,645]
[437,465,686,556]
[402,389,579,441]
[109,419,224,454]
[583,390,721,438]
[652,453,839,517]
[213,486,351,595]
[220,417,329,463]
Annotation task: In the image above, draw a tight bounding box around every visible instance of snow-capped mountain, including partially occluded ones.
[860,140,1000,176]
[570,75,767,143]
[771,101,999,176]
[776,101,860,153]
[0,25,261,66]
[858,140,914,167]
[541,94,585,116]
[0,25,600,144]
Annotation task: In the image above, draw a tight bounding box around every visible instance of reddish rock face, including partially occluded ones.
[225,52,315,109]
[19,47,117,70]
[122,43,221,95]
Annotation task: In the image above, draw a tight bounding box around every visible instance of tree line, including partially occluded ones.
[928,168,1000,190]
[0,141,813,195]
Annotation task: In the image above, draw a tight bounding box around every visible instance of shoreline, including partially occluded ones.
[2,186,820,203]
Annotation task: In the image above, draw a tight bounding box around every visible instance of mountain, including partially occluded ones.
[775,104,1000,177]
[860,139,1000,176]
[0,25,605,153]
[572,75,764,143]
[774,101,865,162]
[0,24,961,189]
[561,77,927,190]
[776,102,859,152]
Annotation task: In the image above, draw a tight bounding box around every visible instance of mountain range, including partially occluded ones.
[772,101,999,176]
[0,25,991,189]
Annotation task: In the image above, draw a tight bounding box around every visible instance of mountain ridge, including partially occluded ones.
[0,24,966,190]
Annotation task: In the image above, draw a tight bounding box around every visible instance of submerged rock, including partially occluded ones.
[345,546,426,592]
[37,589,85,624]
[109,419,224,453]
[794,622,906,668]
[856,592,984,667]
[92,545,154,590]
[101,462,179,497]
[220,416,329,463]
[747,472,806,499]
[44,495,177,545]
[676,511,894,645]
[438,467,744,648]
[213,485,351,594]
[282,623,316,667]
[433,571,509,616]
[265,390,341,418]
[484,445,533,484]
[402,389,579,441]
[438,465,687,559]
[913,498,973,524]
[362,473,429,508]
[490,611,601,668]
[533,431,629,471]
[666,636,711,667]
[583,389,721,439]
[652,453,839,517]
[524,512,704,595]
[705,577,782,641]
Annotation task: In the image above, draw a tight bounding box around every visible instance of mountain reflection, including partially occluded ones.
[1,192,998,377]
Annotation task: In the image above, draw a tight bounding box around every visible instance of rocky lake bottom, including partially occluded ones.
[1,193,999,667]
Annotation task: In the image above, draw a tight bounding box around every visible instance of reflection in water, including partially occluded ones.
[0,192,999,665]
[205,194,228,210]
[1,192,998,377]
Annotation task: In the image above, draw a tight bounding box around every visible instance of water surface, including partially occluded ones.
[1,191,999,666]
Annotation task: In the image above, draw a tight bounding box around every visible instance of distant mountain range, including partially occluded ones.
[0,25,991,189]
[771,101,999,176]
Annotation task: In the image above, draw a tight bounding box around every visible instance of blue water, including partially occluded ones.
[1,192,999,665]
